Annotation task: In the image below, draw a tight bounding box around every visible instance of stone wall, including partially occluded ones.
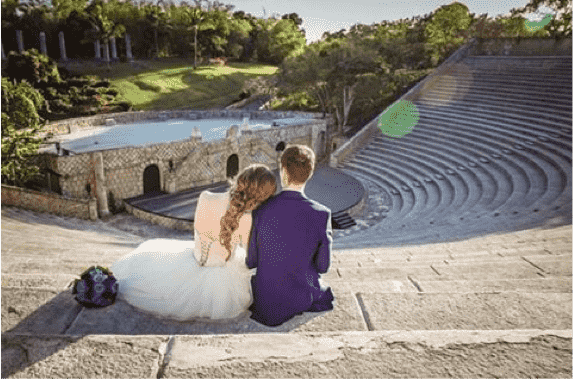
[469,37,572,56]
[124,202,194,231]
[41,113,327,214]
[1,185,97,220]
[42,109,323,138]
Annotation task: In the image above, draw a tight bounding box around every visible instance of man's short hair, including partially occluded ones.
[280,145,315,185]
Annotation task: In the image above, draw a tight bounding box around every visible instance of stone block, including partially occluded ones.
[415,277,572,293]
[337,266,439,281]
[2,288,82,334]
[1,273,76,290]
[522,255,572,276]
[327,279,419,293]
[358,292,572,330]
[430,260,542,280]
[1,334,165,379]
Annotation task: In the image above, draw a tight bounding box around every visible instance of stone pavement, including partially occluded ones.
[1,206,571,378]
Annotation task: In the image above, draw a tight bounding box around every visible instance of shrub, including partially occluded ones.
[5,49,62,86]
[1,78,47,186]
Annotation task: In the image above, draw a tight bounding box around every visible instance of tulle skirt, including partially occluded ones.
[110,239,254,321]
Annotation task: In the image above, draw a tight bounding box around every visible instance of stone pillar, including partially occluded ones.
[58,31,67,61]
[16,30,24,53]
[125,34,133,61]
[94,39,101,59]
[39,31,48,56]
[88,198,98,220]
[93,152,110,217]
[109,36,117,59]
[103,41,110,63]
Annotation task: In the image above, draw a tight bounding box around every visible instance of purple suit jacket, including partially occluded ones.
[246,190,334,327]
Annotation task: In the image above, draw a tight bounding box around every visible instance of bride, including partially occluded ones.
[111,164,277,321]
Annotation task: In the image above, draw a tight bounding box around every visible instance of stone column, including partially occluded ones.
[94,39,101,59]
[125,34,133,61]
[16,30,24,52]
[58,32,67,61]
[103,41,110,63]
[39,31,48,56]
[88,198,98,220]
[109,36,117,59]
[93,152,110,217]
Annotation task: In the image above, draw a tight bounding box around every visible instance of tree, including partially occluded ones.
[83,0,126,63]
[268,18,306,63]
[178,2,213,67]
[142,1,172,57]
[424,2,472,62]
[1,78,48,187]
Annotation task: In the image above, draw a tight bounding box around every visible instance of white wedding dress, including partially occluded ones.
[111,191,255,321]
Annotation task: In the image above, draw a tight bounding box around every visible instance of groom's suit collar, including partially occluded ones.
[277,189,307,199]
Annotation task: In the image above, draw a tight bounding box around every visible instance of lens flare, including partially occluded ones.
[377,100,420,138]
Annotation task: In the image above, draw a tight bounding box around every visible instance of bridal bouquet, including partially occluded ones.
[72,266,119,308]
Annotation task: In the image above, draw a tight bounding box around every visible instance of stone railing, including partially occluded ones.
[42,110,325,138]
[331,39,478,167]
[1,185,98,220]
[124,202,194,231]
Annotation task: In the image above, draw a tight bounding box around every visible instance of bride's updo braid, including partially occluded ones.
[219,164,277,259]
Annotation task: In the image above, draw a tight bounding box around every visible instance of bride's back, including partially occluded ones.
[193,190,251,266]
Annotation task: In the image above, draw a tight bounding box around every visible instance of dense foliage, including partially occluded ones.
[4,49,131,121]
[1,77,46,186]
[1,0,307,64]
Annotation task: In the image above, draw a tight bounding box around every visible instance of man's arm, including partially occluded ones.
[314,210,332,274]
[246,213,259,269]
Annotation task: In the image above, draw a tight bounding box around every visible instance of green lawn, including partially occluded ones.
[72,59,278,110]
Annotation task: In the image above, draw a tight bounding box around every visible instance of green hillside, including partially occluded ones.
[63,59,277,111]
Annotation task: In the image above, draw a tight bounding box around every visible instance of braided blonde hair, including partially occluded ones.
[219,164,277,260]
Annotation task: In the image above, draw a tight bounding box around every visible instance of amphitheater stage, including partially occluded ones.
[124,164,365,228]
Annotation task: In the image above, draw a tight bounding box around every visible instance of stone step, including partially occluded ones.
[2,330,571,379]
[413,277,572,294]
[331,253,572,272]
[332,241,571,261]
[1,273,77,290]
[3,285,570,337]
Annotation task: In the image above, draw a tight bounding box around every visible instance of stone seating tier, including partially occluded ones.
[335,54,571,249]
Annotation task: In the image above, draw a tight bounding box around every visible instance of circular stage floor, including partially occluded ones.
[125,164,365,224]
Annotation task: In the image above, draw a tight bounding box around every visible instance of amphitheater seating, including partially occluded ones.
[336,54,571,248]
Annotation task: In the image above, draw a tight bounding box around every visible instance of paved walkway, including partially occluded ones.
[1,207,571,377]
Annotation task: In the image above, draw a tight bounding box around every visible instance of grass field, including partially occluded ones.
[64,58,278,110]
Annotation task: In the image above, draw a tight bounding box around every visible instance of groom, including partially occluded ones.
[247,144,334,327]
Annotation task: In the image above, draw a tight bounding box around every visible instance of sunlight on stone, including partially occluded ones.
[418,62,473,108]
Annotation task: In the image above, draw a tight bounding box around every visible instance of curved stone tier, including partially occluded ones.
[334,55,572,248]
